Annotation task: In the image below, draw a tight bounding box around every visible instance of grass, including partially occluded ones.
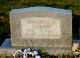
[0,48,74,58]
[0,55,74,58]
[0,52,74,58]
[0,53,13,58]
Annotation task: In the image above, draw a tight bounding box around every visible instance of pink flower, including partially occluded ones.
[72,43,79,52]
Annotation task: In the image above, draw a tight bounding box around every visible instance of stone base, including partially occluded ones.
[0,39,72,55]
[0,39,16,55]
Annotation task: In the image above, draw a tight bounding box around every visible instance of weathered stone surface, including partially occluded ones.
[9,6,72,54]
[0,48,16,55]
[21,17,61,39]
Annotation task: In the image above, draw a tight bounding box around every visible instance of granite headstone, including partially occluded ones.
[10,6,72,54]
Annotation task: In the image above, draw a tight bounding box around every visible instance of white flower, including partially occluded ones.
[13,54,15,56]
[27,51,32,55]
[23,53,28,58]
[23,49,27,54]
[27,48,32,52]
[35,55,41,58]
[13,54,16,58]
[33,51,38,56]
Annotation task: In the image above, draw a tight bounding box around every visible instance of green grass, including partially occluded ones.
[0,55,73,58]
[0,53,13,58]
[0,53,73,58]
[0,49,73,58]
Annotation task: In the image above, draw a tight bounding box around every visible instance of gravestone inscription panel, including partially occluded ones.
[10,6,72,54]
[21,17,61,39]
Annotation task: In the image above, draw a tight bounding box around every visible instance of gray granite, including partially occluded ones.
[9,6,72,55]
[10,6,72,14]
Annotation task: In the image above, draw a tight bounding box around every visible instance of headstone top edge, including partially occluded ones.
[10,6,72,14]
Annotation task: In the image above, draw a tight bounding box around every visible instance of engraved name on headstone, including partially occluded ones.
[21,17,61,39]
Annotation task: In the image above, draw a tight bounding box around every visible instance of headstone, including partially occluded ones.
[10,6,72,54]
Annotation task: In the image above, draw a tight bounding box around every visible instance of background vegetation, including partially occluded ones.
[0,0,80,45]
